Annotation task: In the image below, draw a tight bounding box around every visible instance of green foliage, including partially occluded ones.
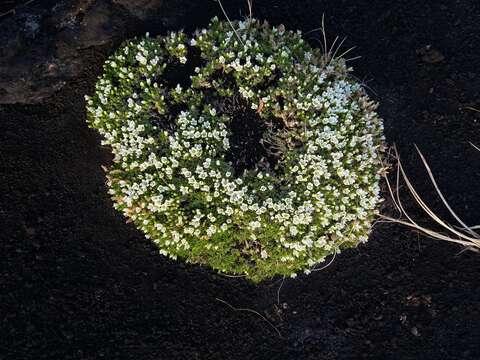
[86,17,385,282]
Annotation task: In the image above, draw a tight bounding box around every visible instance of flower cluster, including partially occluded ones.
[86,17,385,282]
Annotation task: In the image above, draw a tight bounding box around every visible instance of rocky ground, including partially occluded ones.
[1,1,480,359]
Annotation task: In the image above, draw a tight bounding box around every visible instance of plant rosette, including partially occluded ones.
[86,17,385,282]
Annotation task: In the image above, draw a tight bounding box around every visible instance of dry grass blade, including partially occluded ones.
[246,0,253,24]
[216,298,283,338]
[379,145,480,252]
[344,55,362,63]
[307,14,332,64]
[276,276,285,306]
[464,106,480,113]
[413,144,477,237]
[0,0,36,18]
[306,14,357,66]
[330,36,348,60]
[312,247,338,272]
[328,35,340,59]
[217,0,245,46]
[469,142,480,152]
[321,13,328,63]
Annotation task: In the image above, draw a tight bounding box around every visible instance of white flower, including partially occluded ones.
[289,226,298,236]
[249,221,261,230]
[135,53,147,65]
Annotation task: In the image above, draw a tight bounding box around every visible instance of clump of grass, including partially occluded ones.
[380,145,480,252]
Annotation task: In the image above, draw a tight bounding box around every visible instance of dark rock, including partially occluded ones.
[0,0,167,104]
[112,0,163,20]
[75,0,125,48]
[0,1,97,104]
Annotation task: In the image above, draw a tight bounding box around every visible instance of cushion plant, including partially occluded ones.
[86,17,385,282]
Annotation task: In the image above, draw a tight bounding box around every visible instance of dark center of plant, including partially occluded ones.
[161,46,203,88]
[219,93,285,176]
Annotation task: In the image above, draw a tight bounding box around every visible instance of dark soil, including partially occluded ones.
[220,91,286,175]
[2,1,480,359]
